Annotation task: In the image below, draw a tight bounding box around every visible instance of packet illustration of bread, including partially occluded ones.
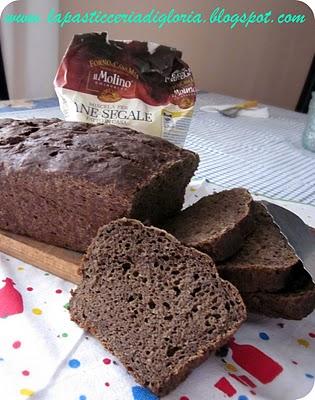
[54,32,196,146]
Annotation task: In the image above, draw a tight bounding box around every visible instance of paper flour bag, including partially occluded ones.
[54,32,196,147]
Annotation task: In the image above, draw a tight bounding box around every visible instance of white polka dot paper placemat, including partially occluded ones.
[0,181,314,400]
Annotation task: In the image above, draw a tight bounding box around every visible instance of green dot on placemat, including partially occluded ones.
[63,303,69,310]
[62,333,68,337]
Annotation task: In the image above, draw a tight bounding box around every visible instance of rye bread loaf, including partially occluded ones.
[0,118,198,252]
[162,188,255,262]
[218,202,299,292]
[241,268,315,320]
[70,218,246,396]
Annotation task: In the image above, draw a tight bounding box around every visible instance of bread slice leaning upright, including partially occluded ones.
[70,218,246,396]
[162,188,255,262]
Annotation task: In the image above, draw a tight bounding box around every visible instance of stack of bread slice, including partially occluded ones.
[163,189,315,320]
[69,187,314,396]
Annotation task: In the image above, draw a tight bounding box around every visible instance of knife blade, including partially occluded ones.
[261,200,315,283]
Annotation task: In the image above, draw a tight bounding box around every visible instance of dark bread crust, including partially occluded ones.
[218,202,299,292]
[131,155,198,224]
[0,118,198,251]
[70,218,246,396]
[163,188,255,262]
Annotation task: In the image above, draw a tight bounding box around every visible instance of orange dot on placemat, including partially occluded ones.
[20,388,34,396]
[32,308,42,315]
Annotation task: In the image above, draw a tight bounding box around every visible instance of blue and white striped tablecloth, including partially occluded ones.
[0,93,314,206]
[186,93,315,206]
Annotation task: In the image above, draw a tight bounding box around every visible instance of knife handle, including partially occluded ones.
[236,100,258,109]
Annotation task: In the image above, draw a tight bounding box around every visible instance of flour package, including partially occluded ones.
[54,32,196,147]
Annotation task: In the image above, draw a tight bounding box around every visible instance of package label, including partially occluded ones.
[54,32,196,147]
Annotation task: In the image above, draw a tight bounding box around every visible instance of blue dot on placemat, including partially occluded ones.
[79,396,87,400]
[132,386,159,400]
[305,373,314,379]
[259,332,270,340]
[238,395,249,400]
[68,359,80,368]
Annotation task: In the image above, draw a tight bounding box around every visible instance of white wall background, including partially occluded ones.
[0,0,314,109]
[0,0,59,99]
[59,0,315,110]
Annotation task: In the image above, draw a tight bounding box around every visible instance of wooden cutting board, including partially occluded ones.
[0,230,82,284]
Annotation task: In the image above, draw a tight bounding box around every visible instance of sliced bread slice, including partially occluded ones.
[218,202,299,292]
[241,268,315,320]
[162,188,255,262]
[70,218,246,396]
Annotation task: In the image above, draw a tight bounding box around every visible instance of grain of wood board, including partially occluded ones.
[0,230,82,284]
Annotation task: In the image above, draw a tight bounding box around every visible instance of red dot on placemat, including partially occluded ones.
[55,289,62,294]
[26,287,33,291]
[309,333,315,338]
[12,341,21,349]
[180,396,190,400]
[22,370,30,376]
[103,358,111,365]
[105,382,110,387]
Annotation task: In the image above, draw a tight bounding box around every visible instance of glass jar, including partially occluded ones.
[303,92,315,152]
